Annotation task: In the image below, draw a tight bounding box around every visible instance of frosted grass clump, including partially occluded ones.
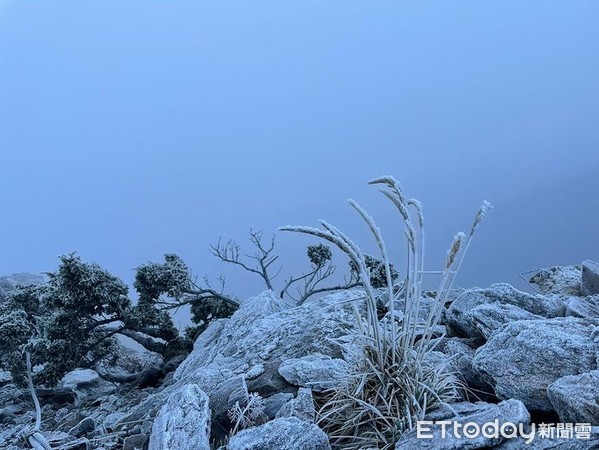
[280,176,491,449]
[227,388,268,436]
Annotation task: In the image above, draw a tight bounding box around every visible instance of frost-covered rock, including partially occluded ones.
[67,416,95,437]
[548,370,599,423]
[395,399,529,450]
[116,289,363,437]
[276,388,316,423]
[472,318,598,411]
[440,338,491,394]
[60,369,115,402]
[0,371,12,385]
[103,412,126,431]
[0,404,22,422]
[227,417,331,450]
[263,393,294,419]
[175,290,362,387]
[445,284,564,339]
[124,434,146,450]
[278,353,349,392]
[529,265,582,296]
[61,369,100,388]
[582,260,599,296]
[466,303,542,340]
[148,384,211,450]
[564,295,599,319]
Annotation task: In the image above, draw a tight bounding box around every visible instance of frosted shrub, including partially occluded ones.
[280,176,491,449]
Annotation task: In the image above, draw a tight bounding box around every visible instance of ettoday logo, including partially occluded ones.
[416,420,592,444]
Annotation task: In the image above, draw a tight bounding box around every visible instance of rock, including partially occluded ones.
[262,393,294,419]
[529,265,582,296]
[118,290,364,436]
[57,437,90,450]
[60,369,114,402]
[227,417,331,450]
[61,369,100,388]
[440,338,491,394]
[46,431,72,446]
[210,375,249,435]
[395,399,529,450]
[278,353,349,392]
[123,433,146,450]
[445,284,564,339]
[226,377,250,409]
[14,410,35,425]
[468,303,543,340]
[115,367,235,437]
[276,388,316,423]
[564,295,599,319]
[0,424,22,448]
[68,417,95,437]
[148,384,211,450]
[0,404,22,424]
[175,290,363,387]
[548,370,599,423]
[472,318,598,411]
[96,345,163,384]
[0,371,12,385]
[582,260,599,296]
[32,387,77,406]
[103,412,126,431]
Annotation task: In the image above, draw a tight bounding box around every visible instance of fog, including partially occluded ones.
[1,1,598,325]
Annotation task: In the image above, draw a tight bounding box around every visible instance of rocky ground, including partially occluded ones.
[1,260,599,449]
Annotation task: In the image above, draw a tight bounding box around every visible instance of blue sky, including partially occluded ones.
[1,1,598,315]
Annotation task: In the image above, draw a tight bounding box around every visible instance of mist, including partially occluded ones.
[1,1,598,316]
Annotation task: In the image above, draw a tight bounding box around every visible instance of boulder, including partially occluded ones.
[0,371,12,385]
[276,388,316,423]
[278,353,349,392]
[61,369,100,388]
[395,399,529,450]
[582,260,599,296]
[445,284,564,339]
[116,290,364,435]
[264,392,294,420]
[548,370,599,423]
[174,290,363,387]
[227,417,331,450]
[123,434,146,450]
[0,404,22,422]
[60,369,115,403]
[466,303,543,340]
[103,412,126,431]
[56,438,89,450]
[472,318,598,411]
[564,296,599,319]
[529,265,582,296]
[262,393,294,419]
[148,384,211,450]
[440,338,491,394]
[68,417,95,437]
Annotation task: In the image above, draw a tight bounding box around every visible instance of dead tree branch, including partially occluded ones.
[210,229,279,290]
